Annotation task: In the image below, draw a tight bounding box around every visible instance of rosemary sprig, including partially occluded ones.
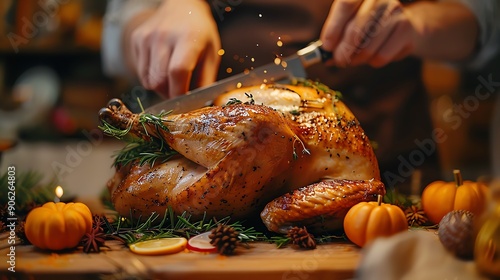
[225,98,242,106]
[291,78,343,101]
[99,109,178,167]
[270,236,291,248]
[99,120,132,140]
[384,188,414,209]
[224,93,255,107]
[113,139,177,167]
[105,208,268,245]
[138,112,171,133]
[104,207,347,249]
[314,233,346,243]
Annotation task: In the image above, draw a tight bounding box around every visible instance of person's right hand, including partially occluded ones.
[320,0,412,68]
[320,0,479,68]
[127,0,221,98]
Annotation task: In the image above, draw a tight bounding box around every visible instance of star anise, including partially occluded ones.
[81,227,106,253]
[287,226,316,249]
[92,214,106,231]
[404,205,428,227]
[81,215,107,253]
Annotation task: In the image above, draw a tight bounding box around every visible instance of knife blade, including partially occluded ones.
[146,40,331,114]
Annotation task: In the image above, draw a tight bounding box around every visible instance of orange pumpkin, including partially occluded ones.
[421,169,488,225]
[343,195,408,247]
[25,202,93,250]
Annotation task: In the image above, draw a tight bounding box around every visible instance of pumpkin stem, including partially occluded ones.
[453,169,463,187]
[377,195,382,206]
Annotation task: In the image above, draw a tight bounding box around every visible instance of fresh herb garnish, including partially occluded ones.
[224,93,255,106]
[291,78,342,100]
[138,111,171,133]
[105,208,268,245]
[113,139,177,167]
[225,98,242,106]
[98,105,177,167]
[99,120,132,140]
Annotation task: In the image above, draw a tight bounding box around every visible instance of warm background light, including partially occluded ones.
[55,185,64,199]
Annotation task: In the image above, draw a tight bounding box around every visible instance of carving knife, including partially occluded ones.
[146,40,332,114]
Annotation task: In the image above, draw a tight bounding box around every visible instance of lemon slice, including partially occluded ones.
[129,237,187,255]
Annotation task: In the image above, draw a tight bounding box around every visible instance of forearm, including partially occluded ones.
[408,1,479,62]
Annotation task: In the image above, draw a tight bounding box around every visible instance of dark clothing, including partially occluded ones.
[215,0,440,192]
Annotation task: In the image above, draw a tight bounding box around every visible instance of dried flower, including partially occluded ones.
[405,205,428,227]
[81,215,108,253]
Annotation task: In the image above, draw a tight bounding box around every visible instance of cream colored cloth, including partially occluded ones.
[356,230,488,280]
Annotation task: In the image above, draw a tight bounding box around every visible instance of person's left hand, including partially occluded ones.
[127,0,221,98]
[320,0,414,68]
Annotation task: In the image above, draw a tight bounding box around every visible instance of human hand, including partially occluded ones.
[320,0,414,68]
[128,0,221,98]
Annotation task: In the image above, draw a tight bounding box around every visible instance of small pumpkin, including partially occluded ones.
[25,202,93,251]
[421,170,488,225]
[343,195,408,247]
[474,183,500,277]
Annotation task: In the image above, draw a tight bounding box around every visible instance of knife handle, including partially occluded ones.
[319,47,333,62]
[297,40,333,68]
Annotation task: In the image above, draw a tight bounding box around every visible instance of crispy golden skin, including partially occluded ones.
[100,83,384,232]
[260,179,385,233]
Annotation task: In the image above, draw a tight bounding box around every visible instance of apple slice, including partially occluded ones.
[187,231,218,253]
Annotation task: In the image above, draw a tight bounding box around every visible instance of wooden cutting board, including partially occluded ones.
[0,240,361,279]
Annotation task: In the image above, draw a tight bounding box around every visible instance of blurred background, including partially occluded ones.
[0,0,497,202]
[0,0,133,203]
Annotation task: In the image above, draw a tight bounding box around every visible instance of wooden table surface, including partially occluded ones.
[1,240,361,280]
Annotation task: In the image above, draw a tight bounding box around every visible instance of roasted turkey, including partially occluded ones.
[99,82,385,233]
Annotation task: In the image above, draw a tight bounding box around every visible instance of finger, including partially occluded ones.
[367,15,412,67]
[148,43,172,96]
[168,43,197,98]
[133,32,152,89]
[320,0,364,52]
[349,1,404,65]
[191,46,221,89]
[334,0,403,66]
[329,0,378,66]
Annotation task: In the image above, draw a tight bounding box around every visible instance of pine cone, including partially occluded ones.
[287,226,316,249]
[209,224,239,255]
